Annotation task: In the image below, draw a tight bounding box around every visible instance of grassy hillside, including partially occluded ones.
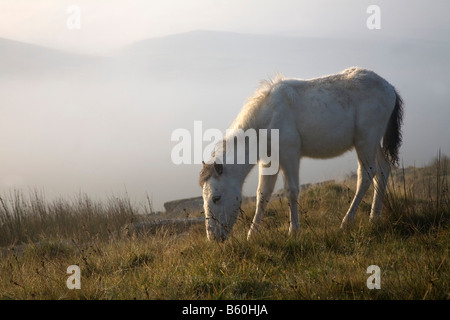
[0,156,448,299]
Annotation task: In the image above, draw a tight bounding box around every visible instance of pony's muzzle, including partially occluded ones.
[205,219,228,242]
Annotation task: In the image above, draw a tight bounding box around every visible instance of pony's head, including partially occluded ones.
[199,161,242,241]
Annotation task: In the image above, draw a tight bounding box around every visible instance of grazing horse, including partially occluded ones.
[199,67,404,241]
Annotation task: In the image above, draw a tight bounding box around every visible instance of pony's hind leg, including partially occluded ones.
[340,146,377,228]
[279,155,301,235]
[370,145,391,221]
[247,165,278,240]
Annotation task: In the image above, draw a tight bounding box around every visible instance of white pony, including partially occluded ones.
[199,67,403,241]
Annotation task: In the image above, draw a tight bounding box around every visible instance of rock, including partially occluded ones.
[163,196,204,217]
[132,217,205,233]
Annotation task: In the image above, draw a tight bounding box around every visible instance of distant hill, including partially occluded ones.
[116,30,450,82]
[3,29,449,81]
[0,37,104,77]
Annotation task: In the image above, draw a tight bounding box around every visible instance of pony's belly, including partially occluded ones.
[293,103,356,159]
[299,129,355,159]
[301,143,354,159]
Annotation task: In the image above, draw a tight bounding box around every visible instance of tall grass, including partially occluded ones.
[382,153,449,236]
[0,191,136,247]
[0,156,448,300]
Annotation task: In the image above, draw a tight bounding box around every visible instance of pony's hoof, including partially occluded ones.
[247,227,257,240]
[288,227,300,236]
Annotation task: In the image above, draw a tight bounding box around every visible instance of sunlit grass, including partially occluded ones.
[0,156,448,299]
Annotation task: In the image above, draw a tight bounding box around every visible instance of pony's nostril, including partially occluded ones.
[212,195,221,203]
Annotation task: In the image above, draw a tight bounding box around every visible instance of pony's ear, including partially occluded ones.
[213,162,223,175]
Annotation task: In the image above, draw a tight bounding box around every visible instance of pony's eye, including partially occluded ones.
[212,195,221,204]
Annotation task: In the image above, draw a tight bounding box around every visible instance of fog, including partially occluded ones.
[1,1,449,210]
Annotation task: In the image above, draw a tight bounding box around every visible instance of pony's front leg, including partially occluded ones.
[247,169,278,240]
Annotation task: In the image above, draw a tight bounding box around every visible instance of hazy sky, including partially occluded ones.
[1,1,449,210]
[1,0,450,54]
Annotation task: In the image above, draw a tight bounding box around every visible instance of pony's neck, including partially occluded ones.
[215,97,269,189]
[216,132,258,190]
[224,162,255,191]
